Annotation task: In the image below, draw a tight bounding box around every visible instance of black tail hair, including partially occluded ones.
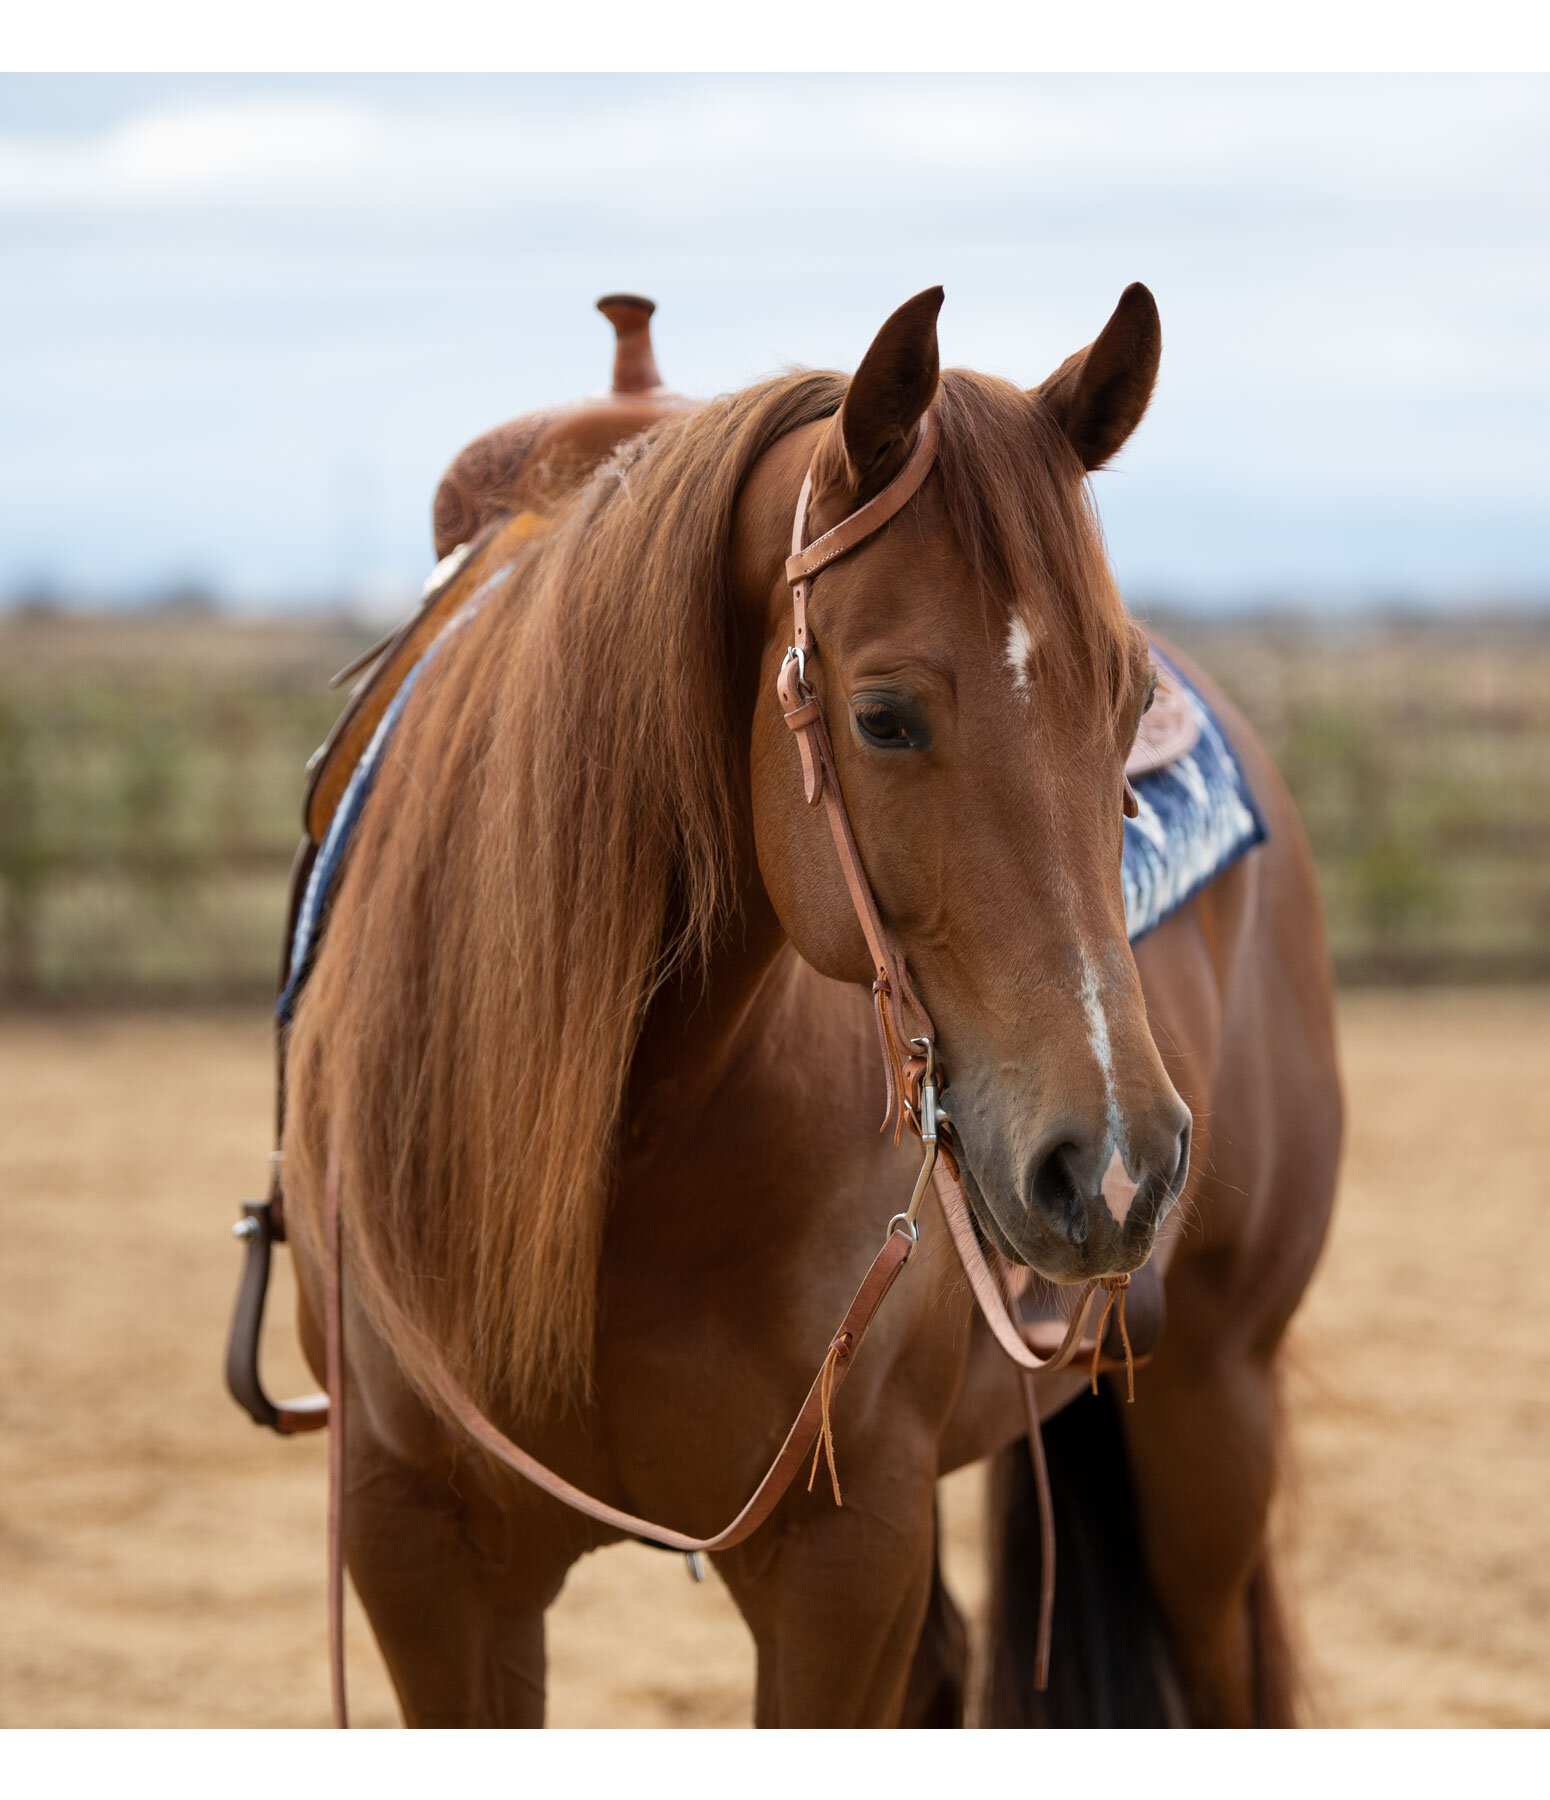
[982,1387,1185,1726]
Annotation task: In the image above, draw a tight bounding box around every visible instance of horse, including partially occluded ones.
[276,282,1342,1727]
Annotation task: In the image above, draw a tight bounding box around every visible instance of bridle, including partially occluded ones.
[309,408,1134,1724]
[775,412,945,1171]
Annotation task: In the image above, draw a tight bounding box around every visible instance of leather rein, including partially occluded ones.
[286,410,1136,1725]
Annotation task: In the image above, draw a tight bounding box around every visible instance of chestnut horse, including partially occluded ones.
[279,284,1340,1726]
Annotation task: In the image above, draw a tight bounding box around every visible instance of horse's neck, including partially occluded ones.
[616,553,854,1169]
[624,883,796,1135]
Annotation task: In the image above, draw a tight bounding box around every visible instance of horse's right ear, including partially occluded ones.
[814,287,943,502]
[1034,282,1161,471]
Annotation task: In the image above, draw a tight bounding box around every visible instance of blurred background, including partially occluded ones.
[2,74,1547,1727]
[4,73,1548,999]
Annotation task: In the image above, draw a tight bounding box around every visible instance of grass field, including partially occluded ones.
[1,993,1545,1727]
[2,604,1548,1000]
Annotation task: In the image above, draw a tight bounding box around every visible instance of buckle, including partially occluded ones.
[910,1037,938,1143]
[780,644,809,692]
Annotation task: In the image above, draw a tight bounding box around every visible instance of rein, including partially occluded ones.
[292,411,1137,1726]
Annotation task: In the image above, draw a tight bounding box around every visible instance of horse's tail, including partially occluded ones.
[980,1387,1181,1725]
[980,1385,1302,1726]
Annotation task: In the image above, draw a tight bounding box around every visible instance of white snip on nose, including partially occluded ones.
[1100,1145,1140,1225]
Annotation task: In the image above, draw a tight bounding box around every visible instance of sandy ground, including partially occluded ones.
[1,992,1546,1728]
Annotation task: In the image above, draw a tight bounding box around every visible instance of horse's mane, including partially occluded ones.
[283,365,1137,1425]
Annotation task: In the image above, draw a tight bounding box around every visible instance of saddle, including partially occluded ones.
[302,296,695,847]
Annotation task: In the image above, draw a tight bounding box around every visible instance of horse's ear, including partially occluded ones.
[816,286,943,500]
[1034,282,1161,472]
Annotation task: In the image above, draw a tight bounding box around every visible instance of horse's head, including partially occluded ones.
[741,286,1191,1282]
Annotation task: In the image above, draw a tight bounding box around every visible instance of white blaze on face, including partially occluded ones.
[1079,946,1136,1223]
[1004,613,1036,699]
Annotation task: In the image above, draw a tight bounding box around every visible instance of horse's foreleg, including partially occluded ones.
[898,1507,969,1727]
[342,1439,559,1727]
[1120,1344,1295,1727]
[714,1481,939,1727]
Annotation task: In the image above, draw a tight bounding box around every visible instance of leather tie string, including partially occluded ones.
[871,979,910,1144]
[807,1332,851,1507]
[1090,1273,1135,1403]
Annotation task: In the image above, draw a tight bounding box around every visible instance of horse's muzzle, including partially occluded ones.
[950,1101,1190,1282]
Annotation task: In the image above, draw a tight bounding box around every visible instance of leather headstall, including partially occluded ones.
[776,413,944,1152]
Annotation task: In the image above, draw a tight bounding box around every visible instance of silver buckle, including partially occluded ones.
[910,1037,938,1145]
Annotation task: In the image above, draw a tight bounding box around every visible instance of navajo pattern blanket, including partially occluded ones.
[1122,653,1267,943]
[278,562,513,1023]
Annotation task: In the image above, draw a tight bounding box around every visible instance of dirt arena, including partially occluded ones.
[2,992,1546,1727]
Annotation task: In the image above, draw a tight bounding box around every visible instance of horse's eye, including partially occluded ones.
[853,702,914,748]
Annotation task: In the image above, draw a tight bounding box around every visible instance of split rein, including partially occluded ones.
[312,409,1135,1725]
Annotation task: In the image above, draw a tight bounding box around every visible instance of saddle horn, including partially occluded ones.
[430,292,689,559]
[596,293,665,395]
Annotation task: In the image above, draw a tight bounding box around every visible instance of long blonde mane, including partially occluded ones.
[282,365,1136,1424]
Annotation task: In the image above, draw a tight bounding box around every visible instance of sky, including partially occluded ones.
[2,73,1547,613]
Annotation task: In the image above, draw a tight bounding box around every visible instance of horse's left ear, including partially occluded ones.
[817,286,943,501]
[1034,282,1161,472]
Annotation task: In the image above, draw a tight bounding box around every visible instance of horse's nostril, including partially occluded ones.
[1136,1119,1191,1231]
[1168,1120,1192,1199]
[1028,1142,1087,1245]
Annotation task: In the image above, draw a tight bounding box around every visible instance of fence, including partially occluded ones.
[0,611,372,1001]
[2,607,1547,1002]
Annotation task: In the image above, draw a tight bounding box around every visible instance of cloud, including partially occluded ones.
[1,75,1546,602]
[2,77,1545,228]
[0,99,372,204]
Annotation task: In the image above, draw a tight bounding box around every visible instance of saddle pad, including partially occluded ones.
[1122,653,1267,944]
[278,560,516,1023]
[1125,666,1198,776]
[302,511,548,846]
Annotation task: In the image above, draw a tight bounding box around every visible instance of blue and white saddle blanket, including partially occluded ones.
[278,632,1265,1022]
[1122,652,1267,942]
[277,566,511,1024]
